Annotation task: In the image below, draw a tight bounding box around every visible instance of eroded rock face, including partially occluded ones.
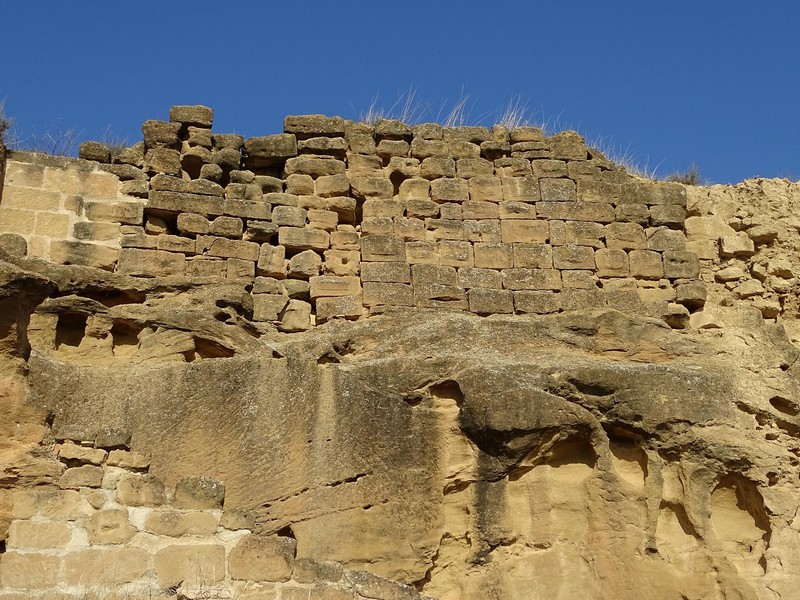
[5,251,800,598]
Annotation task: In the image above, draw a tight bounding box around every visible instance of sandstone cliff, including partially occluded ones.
[1,107,800,599]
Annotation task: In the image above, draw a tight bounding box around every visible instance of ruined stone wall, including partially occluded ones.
[0,106,709,332]
[2,436,425,599]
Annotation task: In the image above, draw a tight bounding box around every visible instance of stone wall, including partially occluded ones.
[0,106,708,332]
[1,437,425,599]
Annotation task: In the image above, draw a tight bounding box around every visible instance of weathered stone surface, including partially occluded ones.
[230,534,297,582]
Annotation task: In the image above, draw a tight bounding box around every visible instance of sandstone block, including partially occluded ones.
[60,464,104,489]
[227,258,255,279]
[350,176,393,200]
[11,488,81,519]
[720,232,755,257]
[463,201,500,220]
[414,283,468,309]
[7,520,72,549]
[605,222,647,250]
[474,242,513,269]
[362,217,394,236]
[116,473,166,506]
[64,547,149,586]
[316,296,365,322]
[107,450,150,470]
[663,251,700,279]
[398,178,432,201]
[158,234,196,254]
[377,139,410,159]
[457,267,502,289]
[118,248,186,277]
[561,288,607,310]
[284,115,346,138]
[278,299,312,332]
[647,228,686,251]
[273,206,308,227]
[142,120,181,149]
[532,159,568,179]
[595,249,630,277]
[676,280,707,310]
[85,200,143,225]
[285,157,345,178]
[539,178,577,202]
[513,243,553,268]
[361,262,411,283]
[430,178,469,203]
[411,264,458,286]
[502,176,538,202]
[463,219,501,243]
[253,294,290,322]
[457,157,494,179]
[685,216,736,241]
[550,131,587,160]
[154,544,226,587]
[0,232,28,258]
[279,227,330,251]
[293,558,344,584]
[650,204,685,228]
[86,508,136,544]
[73,220,121,242]
[148,190,224,217]
[323,249,360,276]
[425,218,464,240]
[145,148,182,175]
[288,250,322,279]
[0,552,61,589]
[145,509,218,537]
[405,240,439,265]
[5,160,45,187]
[362,235,405,262]
[315,173,350,198]
[562,270,597,289]
[394,217,426,240]
[411,138,450,160]
[629,250,664,279]
[363,199,404,219]
[257,244,287,278]
[310,275,361,299]
[209,216,244,238]
[469,176,503,201]
[553,245,595,270]
[244,134,298,168]
[0,207,35,235]
[362,282,414,306]
[499,201,536,220]
[502,268,561,290]
[440,240,474,267]
[537,201,615,223]
[170,105,213,127]
[501,220,549,244]
[230,534,296,582]
[58,442,106,465]
[469,288,514,314]
[616,203,650,224]
[564,221,604,248]
[514,290,561,314]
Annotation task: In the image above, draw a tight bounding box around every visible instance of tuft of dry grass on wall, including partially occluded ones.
[663,163,705,185]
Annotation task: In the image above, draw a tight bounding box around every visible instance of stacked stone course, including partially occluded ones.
[1,436,424,599]
[0,106,709,330]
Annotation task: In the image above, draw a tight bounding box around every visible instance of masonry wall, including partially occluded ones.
[1,437,424,599]
[0,106,709,331]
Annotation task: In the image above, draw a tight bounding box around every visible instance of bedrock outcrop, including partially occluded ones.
[2,250,800,599]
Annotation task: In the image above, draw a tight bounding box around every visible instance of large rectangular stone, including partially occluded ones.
[440,240,474,267]
[154,545,226,587]
[500,220,549,244]
[316,295,365,322]
[278,226,330,251]
[536,201,615,223]
[502,268,561,290]
[362,234,405,261]
[414,283,468,309]
[513,243,553,268]
[85,200,144,225]
[309,275,361,299]
[457,267,502,289]
[199,237,260,261]
[430,178,469,203]
[502,177,539,201]
[553,245,596,270]
[2,185,61,211]
[468,288,513,314]
[7,520,72,549]
[464,219,501,242]
[405,240,440,264]
[362,282,414,306]
[469,176,503,201]
[539,178,577,202]
[411,264,458,286]
[64,548,149,586]
[284,157,345,177]
[243,134,298,168]
[117,248,186,276]
[361,262,411,283]
[474,242,513,269]
[148,190,224,217]
[51,240,119,271]
[425,219,465,240]
[0,552,61,589]
[514,290,561,314]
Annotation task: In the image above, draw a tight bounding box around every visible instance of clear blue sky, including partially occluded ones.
[3,2,798,184]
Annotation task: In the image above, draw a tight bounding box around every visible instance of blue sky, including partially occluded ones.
[3,2,798,184]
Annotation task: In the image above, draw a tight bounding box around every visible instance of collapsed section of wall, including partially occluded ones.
[0,105,708,330]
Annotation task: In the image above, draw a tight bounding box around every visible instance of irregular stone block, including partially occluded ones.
[116,473,166,506]
[362,282,414,306]
[59,442,106,465]
[316,296,365,322]
[539,178,577,202]
[440,239,474,267]
[154,544,226,587]
[464,219,501,243]
[7,520,72,549]
[279,227,330,251]
[230,534,296,582]
[244,134,298,168]
[431,177,469,203]
[469,176,503,201]
[11,488,81,519]
[595,249,630,277]
[469,288,514,314]
[278,299,312,332]
[148,190,224,217]
[500,220,549,244]
[86,508,136,544]
[106,450,150,470]
[663,250,700,279]
[117,248,186,277]
[85,200,143,225]
[561,288,607,310]
[170,105,213,127]
[414,283,468,309]
[405,240,440,265]
[142,120,181,149]
[59,464,104,489]
[514,290,561,314]
[64,547,149,586]
[145,509,218,537]
[502,268,562,290]
[253,294,290,322]
[629,249,664,279]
